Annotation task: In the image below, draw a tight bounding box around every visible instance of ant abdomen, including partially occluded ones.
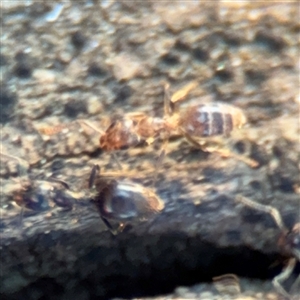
[179,103,247,138]
[93,179,164,222]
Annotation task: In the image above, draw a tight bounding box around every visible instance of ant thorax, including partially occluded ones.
[99,115,166,150]
[163,113,181,134]
[135,116,166,140]
[99,117,141,151]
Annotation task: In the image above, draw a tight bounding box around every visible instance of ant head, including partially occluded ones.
[99,117,140,151]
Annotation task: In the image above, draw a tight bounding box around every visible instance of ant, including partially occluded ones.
[39,82,258,168]
[1,152,164,234]
[235,195,300,298]
[1,152,74,219]
[87,164,165,235]
[99,82,257,167]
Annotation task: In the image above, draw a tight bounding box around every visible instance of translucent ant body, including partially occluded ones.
[40,82,257,167]
[100,82,253,164]
[99,102,246,150]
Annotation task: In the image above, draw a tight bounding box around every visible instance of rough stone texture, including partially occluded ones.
[1,1,299,300]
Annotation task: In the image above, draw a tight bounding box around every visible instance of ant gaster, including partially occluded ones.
[88,164,165,235]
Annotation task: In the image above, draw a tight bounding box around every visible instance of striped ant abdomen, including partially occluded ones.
[178,103,247,138]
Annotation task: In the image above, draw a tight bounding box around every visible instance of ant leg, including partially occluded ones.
[110,152,123,171]
[18,205,25,228]
[88,164,100,189]
[151,133,170,187]
[235,195,286,231]
[207,146,258,168]
[163,82,174,116]
[101,217,125,235]
[100,217,118,235]
[235,195,299,297]
[290,272,300,295]
[182,132,258,168]
[272,257,296,298]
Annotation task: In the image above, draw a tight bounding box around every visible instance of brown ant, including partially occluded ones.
[39,82,258,168]
[87,164,165,235]
[99,82,257,167]
[235,195,300,298]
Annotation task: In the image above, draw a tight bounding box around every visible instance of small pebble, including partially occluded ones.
[33,69,56,84]
[87,96,103,115]
[111,53,142,81]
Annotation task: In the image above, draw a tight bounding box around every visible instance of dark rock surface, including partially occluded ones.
[1,1,299,299]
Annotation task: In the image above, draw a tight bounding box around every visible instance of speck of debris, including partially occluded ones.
[71,31,86,50]
[214,67,233,83]
[192,47,209,62]
[87,64,108,77]
[245,69,267,86]
[64,100,87,118]
[0,90,17,124]
[234,140,247,154]
[0,54,7,66]
[13,52,33,78]
[51,159,65,172]
[254,29,286,52]
[113,84,132,102]
[161,53,180,66]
